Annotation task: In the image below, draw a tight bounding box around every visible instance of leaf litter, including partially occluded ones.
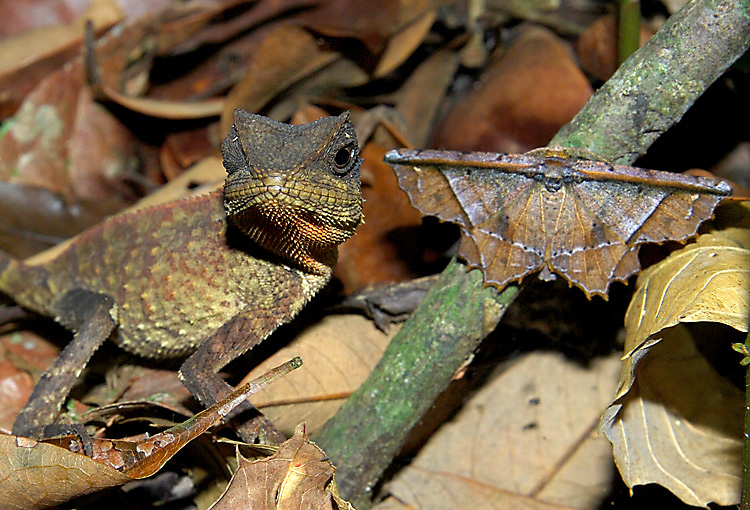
[0,0,747,509]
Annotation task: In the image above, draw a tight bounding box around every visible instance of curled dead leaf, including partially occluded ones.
[619,212,750,398]
[602,327,742,507]
[601,202,750,506]
[211,423,355,510]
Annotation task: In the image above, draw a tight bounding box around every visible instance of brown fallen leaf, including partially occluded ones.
[385,147,732,298]
[0,59,138,202]
[0,0,123,117]
[430,26,593,153]
[0,434,133,510]
[241,314,395,437]
[211,423,354,510]
[372,8,437,78]
[220,25,339,132]
[96,86,225,119]
[379,352,622,510]
[0,359,34,433]
[0,358,301,509]
[393,48,460,148]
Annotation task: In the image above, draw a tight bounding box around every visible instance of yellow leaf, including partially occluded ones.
[601,202,750,507]
[602,327,742,507]
[614,216,750,401]
[624,224,750,364]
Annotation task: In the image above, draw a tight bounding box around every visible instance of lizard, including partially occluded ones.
[0,109,363,445]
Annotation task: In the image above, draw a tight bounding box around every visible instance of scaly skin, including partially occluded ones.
[0,110,363,443]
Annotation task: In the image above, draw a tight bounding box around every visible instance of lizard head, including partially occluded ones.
[222,110,363,275]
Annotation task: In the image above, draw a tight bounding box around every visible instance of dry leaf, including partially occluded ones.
[0,183,124,259]
[601,327,743,507]
[96,87,225,119]
[615,209,750,401]
[386,147,732,298]
[0,435,132,510]
[377,478,577,510]
[0,358,301,509]
[625,227,750,357]
[211,423,354,510]
[241,315,395,436]
[0,60,137,202]
[0,360,34,433]
[393,48,460,148]
[430,26,592,153]
[0,0,124,116]
[373,9,437,78]
[381,352,622,510]
[220,26,341,133]
[599,203,750,506]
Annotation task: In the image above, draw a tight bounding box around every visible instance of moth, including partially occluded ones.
[385,147,732,298]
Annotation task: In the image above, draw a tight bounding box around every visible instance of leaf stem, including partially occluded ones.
[618,0,641,65]
[741,332,750,509]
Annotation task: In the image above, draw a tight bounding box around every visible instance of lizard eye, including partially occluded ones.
[333,146,353,169]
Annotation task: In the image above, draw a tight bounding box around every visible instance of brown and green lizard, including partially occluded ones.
[0,110,363,444]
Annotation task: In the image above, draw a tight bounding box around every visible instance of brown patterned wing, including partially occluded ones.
[385,148,732,298]
[388,150,548,289]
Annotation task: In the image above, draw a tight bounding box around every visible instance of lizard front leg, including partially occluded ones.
[178,309,287,445]
[12,289,117,439]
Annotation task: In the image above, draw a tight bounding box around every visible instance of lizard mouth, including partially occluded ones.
[224,171,362,275]
[223,173,362,233]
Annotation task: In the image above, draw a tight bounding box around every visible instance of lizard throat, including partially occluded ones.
[228,201,358,275]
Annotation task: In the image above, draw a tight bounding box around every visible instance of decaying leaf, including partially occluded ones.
[385,147,732,298]
[0,435,132,510]
[429,26,593,154]
[211,423,354,510]
[0,59,137,203]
